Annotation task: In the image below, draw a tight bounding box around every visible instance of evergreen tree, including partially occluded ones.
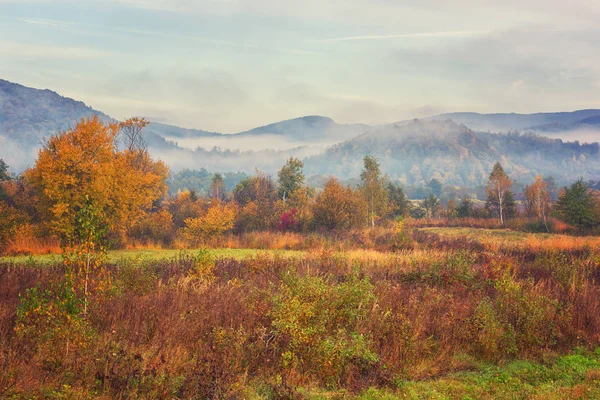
[457,197,473,218]
[0,159,9,201]
[555,180,599,232]
[0,159,8,182]
[387,183,410,218]
[428,179,443,199]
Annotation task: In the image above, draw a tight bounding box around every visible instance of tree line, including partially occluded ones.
[1,117,599,251]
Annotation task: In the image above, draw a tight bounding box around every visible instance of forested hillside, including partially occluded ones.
[305,119,600,186]
[1,79,599,188]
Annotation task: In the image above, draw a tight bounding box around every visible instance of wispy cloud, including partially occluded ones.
[16,17,322,56]
[0,40,109,59]
[18,17,77,29]
[313,30,490,43]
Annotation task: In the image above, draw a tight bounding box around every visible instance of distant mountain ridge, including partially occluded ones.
[235,115,369,142]
[1,78,599,187]
[146,122,221,139]
[427,109,600,133]
[305,119,600,186]
[0,79,368,170]
[0,79,110,146]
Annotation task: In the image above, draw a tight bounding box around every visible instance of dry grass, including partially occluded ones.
[2,228,600,398]
[416,227,600,252]
[2,235,61,256]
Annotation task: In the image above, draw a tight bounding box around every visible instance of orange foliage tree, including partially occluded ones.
[312,178,367,231]
[234,172,280,231]
[25,116,168,245]
[523,175,551,231]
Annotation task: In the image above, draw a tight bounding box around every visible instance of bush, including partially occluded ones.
[269,269,379,387]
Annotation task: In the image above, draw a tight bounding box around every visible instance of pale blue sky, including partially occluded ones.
[1,0,599,132]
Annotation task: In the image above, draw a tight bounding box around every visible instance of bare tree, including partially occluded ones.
[118,117,149,152]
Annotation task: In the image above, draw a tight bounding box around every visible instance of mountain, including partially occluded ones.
[154,115,371,155]
[426,110,600,133]
[0,79,110,146]
[0,79,111,170]
[304,119,600,187]
[1,78,600,187]
[526,114,600,133]
[0,79,372,171]
[0,80,363,171]
[146,122,221,139]
[236,115,369,142]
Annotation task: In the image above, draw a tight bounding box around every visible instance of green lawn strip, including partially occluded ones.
[298,350,600,399]
[0,248,305,265]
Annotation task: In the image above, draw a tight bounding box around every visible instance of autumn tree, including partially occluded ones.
[555,180,599,233]
[485,162,514,225]
[313,178,367,231]
[523,175,551,231]
[183,200,236,243]
[0,165,22,249]
[360,156,388,227]
[444,198,458,218]
[25,116,118,239]
[234,172,276,206]
[112,150,169,241]
[130,208,175,246]
[210,173,226,201]
[26,116,168,244]
[285,186,315,232]
[278,157,305,200]
[234,171,279,231]
[167,191,204,229]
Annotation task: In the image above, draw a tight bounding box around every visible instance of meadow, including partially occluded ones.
[2,226,600,399]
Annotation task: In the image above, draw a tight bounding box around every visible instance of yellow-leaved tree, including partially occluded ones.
[26,116,169,245]
[183,200,237,244]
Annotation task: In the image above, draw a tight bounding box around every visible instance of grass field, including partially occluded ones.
[307,349,600,399]
[416,227,600,251]
[3,226,600,398]
[0,248,306,265]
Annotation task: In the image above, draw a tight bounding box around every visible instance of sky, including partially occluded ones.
[1,0,600,133]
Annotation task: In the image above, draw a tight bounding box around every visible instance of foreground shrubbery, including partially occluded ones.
[1,237,600,398]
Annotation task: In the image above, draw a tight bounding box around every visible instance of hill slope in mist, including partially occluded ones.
[0,79,369,170]
[305,119,600,186]
[427,109,600,134]
[1,79,599,187]
[0,79,111,169]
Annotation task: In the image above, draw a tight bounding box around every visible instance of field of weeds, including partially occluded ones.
[1,228,600,398]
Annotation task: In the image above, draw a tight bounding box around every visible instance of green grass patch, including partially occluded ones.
[0,248,305,265]
[298,349,600,399]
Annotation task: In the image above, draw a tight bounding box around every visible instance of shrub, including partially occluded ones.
[14,277,93,371]
[269,269,379,387]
